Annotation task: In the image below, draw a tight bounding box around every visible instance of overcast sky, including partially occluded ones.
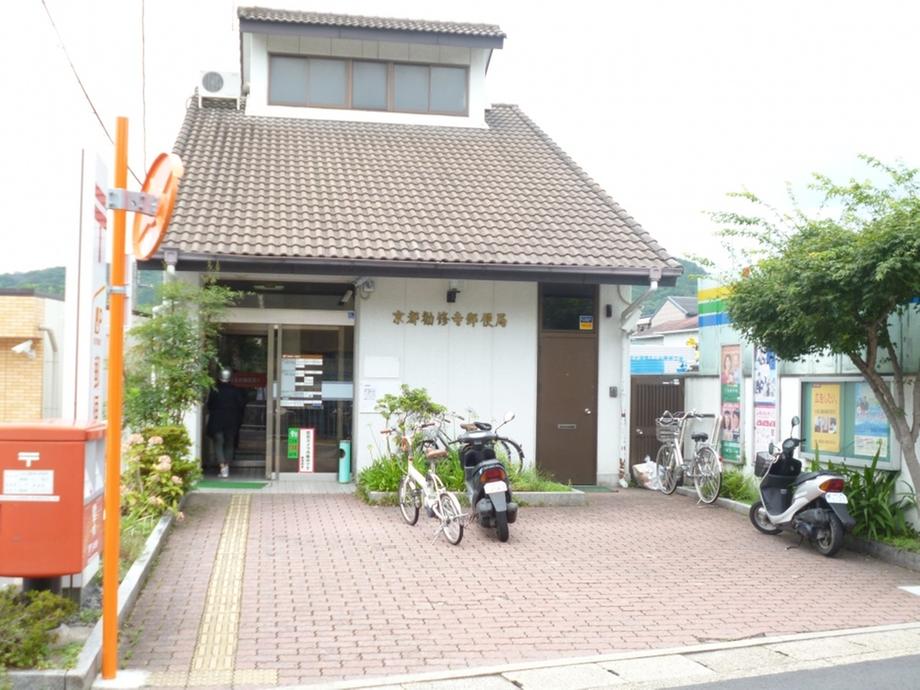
[3,0,920,275]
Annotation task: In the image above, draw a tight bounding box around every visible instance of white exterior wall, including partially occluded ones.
[597,284,626,485]
[40,298,65,419]
[246,33,489,128]
[650,301,684,328]
[354,277,537,471]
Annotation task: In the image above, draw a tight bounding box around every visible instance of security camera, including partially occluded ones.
[11,340,35,359]
[339,288,354,305]
[353,277,375,299]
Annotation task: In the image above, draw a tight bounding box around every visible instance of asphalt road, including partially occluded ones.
[667,654,920,690]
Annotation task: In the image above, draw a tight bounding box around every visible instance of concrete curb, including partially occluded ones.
[675,486,749,515]
[845,534,920,573]
[6,511,176,690]
[365,489,584,507]
[281,620,920,689]
[672,486,920,573]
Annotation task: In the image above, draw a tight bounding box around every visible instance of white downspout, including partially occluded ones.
[617,268,661,486]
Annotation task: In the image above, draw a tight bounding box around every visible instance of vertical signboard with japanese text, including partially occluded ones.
[720,344,742,461]
[298,428,315,472]
[88,157,110,422]
[811,383,841,454]
[753,346,778,453]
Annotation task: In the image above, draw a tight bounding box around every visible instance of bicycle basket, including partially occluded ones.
[754,451,774,478]
[655,418,681,443]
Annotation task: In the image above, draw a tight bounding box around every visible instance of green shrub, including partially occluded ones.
[0,587,76,668]
[357,446,569,497]
[719,468,759,504]
[828,451,917,541]
[122,425,201,521]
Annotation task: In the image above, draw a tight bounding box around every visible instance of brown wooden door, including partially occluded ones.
[629,376,684,467]
[537,333,598,484]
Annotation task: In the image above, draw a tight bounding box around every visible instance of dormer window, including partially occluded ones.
[268,55,468,116]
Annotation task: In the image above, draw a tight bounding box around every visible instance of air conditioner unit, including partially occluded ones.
[198,71,241,107]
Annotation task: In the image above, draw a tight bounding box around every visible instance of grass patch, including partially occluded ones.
[877,534,920,554]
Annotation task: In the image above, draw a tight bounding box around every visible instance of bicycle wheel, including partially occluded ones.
[656,444,679,495]
[495,437,524,474]
[438,492,464,545]
[398,475,420,525]
[693,446,722,504]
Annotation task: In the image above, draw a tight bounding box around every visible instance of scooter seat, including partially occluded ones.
[793,471,819,485]
[793,471,841,486]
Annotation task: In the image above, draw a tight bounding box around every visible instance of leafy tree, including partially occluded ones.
[0,266,65,297]
[124,277,237,428]
[713,156,920,487]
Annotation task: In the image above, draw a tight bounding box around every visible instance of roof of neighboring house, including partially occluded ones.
[669,295,698,316]
[160,99,680,283]
[237,6,506,39]
[632,315,698,338]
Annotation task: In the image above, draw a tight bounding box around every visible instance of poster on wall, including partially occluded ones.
[753,347,778,452]
[811,383,841,453]
[298,428,315,473]
[854,383,889,458]
[720,344,742,461]
[281,354,323,408]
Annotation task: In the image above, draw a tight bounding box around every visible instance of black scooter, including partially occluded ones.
[458,412,519,542]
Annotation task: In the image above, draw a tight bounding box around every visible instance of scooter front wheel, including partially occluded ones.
[749,501,782,535]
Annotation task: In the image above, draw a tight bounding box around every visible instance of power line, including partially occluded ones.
[141,0,148,172]
[39,0,142,185]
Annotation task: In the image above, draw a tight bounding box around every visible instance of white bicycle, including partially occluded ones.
[385,421,464,545]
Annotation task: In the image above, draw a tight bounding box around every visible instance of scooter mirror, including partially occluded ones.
[504,411,516,423]
[791,415,800,428]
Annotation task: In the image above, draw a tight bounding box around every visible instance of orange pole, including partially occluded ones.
[102,116,128,679]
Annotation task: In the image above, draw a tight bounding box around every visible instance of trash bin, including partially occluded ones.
[338,440,352,483]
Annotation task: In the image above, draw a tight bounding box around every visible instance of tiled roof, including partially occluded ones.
[635,315,699,337]
[165,100,678,278]
[238,6,506,39]
[669,295,698,316]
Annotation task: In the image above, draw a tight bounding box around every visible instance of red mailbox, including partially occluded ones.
[0,423,105,577]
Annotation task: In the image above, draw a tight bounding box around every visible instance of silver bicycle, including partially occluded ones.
[655,410,722,504]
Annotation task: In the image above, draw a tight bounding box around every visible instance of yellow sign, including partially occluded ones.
[811,383,841,453]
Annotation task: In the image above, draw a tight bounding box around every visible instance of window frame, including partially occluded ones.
[267,53,470,117]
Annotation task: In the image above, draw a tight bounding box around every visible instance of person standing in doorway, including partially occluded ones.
[206,368,247,478]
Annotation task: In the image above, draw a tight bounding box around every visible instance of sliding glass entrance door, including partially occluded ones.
[268,325,354,475]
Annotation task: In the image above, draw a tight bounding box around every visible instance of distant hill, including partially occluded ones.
[633,258,707,317]
[0,266,65,297]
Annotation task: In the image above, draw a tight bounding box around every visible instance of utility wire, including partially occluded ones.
[39,0,142,185]
[141,0,148,171]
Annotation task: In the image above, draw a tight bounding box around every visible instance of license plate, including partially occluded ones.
[826,492,848,504]
[484,481,507,495]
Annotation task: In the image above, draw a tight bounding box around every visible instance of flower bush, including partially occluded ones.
[122,425,200,521]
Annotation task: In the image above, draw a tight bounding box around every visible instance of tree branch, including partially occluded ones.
[848,354,904,433]
[885,340,905,411]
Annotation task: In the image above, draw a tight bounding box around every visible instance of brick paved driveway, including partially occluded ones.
[123,490,920,687]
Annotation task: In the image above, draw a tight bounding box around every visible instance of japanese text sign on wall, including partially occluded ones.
[720,344,742,462]
[753,346,778,453]
[392,310,507,327]
[811,383,841,454]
